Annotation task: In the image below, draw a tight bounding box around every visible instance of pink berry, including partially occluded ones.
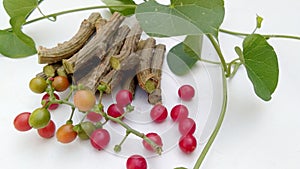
[178,118,196,135]
[107,104,124,119]
[178,84,195,101]
[126,154,147,169]
[179,134,197,154]
[170,104,189,122]
[150,104,168,123]
[116,89,133,108]
[90,128,110,150]
[142,133,163,152]
[86,112,102,122]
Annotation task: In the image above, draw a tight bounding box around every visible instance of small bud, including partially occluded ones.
[97,84,107,92]
[114,145,121,153]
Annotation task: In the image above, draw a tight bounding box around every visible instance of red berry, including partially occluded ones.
[90,128,110,150]
[150,104,168,123]
[107,104,124,119]
[116,89,133,108]
[86,112,102,122]
[13,112,32,131]
[170,104,189,122]
[37,120,56,138]
[126,154,147,169]
[41,93,60,110]
[178,84,195,101]
[179,134,197,154]
[142,133,163,152]
[178,118,196,135]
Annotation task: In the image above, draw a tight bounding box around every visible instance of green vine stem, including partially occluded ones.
[3,5,137,31]
[207,34,230,77]
[193,65,228,169]
[25,5,136,26]
[98,109,163,155]
[220,28,300,40]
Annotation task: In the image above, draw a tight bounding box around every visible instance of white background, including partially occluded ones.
[1,0,300,169]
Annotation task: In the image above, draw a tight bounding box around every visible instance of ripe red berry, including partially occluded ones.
[13,112,32,131]
[150,104,168,123]
[126,154,147,169]
[142,132,163,152]
[37,120,56,138]
[41,93,60,110]
[179,134,197,154]
[170,104,189,122]
[178,118,196,135]
[90,128,110,150]
[116,89,133,108]
[107,103,124,118]
[178,84,195,101]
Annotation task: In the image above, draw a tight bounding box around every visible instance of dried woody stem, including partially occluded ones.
[100,52,140,93]
[72,12,125,86]
[110,23,142,70]
[148,44,166,104]
[136,38,156,94]
[37,11,166,104]
[62,18,107,74]
[78,25,131,92]
[38,13,101,64]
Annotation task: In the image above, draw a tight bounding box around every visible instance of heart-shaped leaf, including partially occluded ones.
[1,0,38,58]
[3,0,38,19]
[135,0,224,38]
[183,35,203,57]
[167,43,199,76]
[0,16,37,58]
[0,30,37,58]
[101,0,136,16]
[242,34,279,101]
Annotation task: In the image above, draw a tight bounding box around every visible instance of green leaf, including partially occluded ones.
[174,167,188,169]
[3,0,38,19]
[101,0,136,16]
[0,30,37,58]
[1,0,38,58]
[183,35,203,57]
[167,41,199,76]
[135,0,225,38]
[242,34,279,101]
[0,16,36,58]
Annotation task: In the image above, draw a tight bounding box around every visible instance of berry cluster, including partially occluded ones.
[13,74,196,168]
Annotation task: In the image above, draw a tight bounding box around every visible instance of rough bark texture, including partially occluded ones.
[38,13,101,64]
[148,44,166,104]
[73,12,125,85]
[35,12,167,105]
[76,25,131,92]
[100,51,141,94]
[110,23,142,70]
[136,38,156,93]
[62,18,107,74]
